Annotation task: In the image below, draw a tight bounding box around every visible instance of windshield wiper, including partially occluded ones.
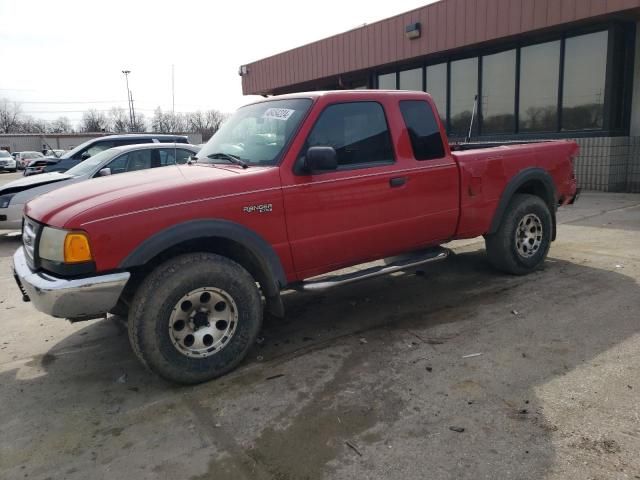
[206,152,249,169]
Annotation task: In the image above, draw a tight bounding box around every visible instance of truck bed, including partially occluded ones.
[452,140,579,239]
[450,139,556,151]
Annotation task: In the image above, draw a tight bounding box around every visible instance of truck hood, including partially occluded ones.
[25,163,269,228]
[0,172,73,195]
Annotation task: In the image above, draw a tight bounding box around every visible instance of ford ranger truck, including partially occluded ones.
[13,91,579,384]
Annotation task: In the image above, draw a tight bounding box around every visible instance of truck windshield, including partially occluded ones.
[197,98,312,166]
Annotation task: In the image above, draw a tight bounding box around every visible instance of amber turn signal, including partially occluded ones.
[63,232,93,263]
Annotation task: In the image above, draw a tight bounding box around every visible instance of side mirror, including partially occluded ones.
[98,167,111,176]
[81,152,91,160]
[304,146,338,173]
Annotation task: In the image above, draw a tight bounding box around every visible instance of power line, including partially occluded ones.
[17,100,122,104]
[21,108,188,114]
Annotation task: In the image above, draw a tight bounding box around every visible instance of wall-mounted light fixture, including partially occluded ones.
[238,65,249,76]
[405,22,421,40]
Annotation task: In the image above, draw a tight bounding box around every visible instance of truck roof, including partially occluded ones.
[247,89,433,105]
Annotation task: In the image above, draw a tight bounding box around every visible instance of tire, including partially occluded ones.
[485,194,552,275]
[128,253,262,384]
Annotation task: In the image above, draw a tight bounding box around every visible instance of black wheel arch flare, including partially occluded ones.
[119,219,287,314]
[488,168,558,241]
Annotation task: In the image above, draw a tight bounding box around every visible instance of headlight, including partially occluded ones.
[39,226,93,264]
[0,194,15,208]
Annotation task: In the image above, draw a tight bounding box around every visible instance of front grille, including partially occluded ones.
[22,216,40,269]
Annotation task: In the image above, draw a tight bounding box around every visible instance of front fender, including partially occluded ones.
[119,219,287,293]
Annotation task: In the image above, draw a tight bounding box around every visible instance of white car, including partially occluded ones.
[0,150,17,172]
[13,151,44,170]
[0,143,198,230]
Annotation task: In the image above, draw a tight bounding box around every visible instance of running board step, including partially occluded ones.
[297,248,450,292]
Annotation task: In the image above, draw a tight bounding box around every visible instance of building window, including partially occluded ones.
[450,57,478,135]
[399,100,445,161]
[426,63,447,124]
[399,68,423,91]
[378,73,397,89]
[519,40,561,132]
[482,49,516,134]
[562,31,608,131]
[374,26,629,137]
[304,102,394,168]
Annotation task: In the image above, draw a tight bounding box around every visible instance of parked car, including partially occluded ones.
[23,134,189,176]
[14,151,44,170]
[0,143,198,230]
[13,91,578,384]
[0,150,17,172]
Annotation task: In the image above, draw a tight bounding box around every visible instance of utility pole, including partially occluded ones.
[122,70,133,130]
[130,91,137,131]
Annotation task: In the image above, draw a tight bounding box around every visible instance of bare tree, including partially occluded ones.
[167,113,186,133]
[130,112,147,133]
[151,107,166,133]
[81,109,110,132]
[187,109,226,141]
[49,117,73,133]
[0,102,224,137]
[109,107,129,133]
[151,107,185,133]
[0,98,22,133]
[20,116,49,133]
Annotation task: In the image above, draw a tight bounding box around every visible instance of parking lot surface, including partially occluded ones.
[0,175,639,479]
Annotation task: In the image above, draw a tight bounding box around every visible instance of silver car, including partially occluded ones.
[0,143,198,230]
[0,150,17,172]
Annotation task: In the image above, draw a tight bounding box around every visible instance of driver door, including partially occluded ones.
[282,100,423,279]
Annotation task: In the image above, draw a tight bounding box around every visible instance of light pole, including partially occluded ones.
[122,70,133,130]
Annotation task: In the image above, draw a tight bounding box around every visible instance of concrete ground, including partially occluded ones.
[0,169,638,479]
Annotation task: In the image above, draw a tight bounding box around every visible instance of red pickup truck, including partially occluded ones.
[13,91,578,384]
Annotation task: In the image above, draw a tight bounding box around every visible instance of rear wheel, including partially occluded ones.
[128,253,262,384]
[485,194,552,275]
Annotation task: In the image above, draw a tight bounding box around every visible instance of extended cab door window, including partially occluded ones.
[301,102,394,170]
[399,100,446,161]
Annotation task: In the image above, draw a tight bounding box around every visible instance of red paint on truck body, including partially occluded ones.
[25,91,578,284]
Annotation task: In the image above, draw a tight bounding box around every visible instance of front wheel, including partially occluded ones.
[128,253,262,384]
[485,194,552,275]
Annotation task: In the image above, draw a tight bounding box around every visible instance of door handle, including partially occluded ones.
[390,177,407,188]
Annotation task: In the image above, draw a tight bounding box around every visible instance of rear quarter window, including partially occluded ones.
[399,100,446,161]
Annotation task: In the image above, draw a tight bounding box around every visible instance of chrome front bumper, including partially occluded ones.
[13,247,130,320]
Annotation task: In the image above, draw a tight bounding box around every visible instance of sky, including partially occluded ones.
[0,0,436,125]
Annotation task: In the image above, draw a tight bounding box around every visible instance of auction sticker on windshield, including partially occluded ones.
[263,108,295,121]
